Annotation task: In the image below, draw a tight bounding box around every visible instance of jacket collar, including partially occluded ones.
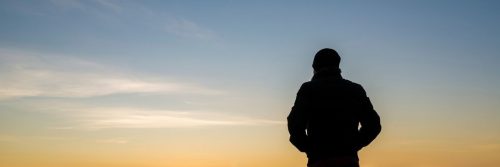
[311,68,342,81]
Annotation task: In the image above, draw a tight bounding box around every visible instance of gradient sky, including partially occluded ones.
[1,1,499,167]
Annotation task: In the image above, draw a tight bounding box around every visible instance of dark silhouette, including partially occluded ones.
[287,48,381,167]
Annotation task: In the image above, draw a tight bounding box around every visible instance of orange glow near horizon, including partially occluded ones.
[1,124,499,167]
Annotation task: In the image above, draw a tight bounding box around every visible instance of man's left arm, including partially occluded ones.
[357,87,382,148]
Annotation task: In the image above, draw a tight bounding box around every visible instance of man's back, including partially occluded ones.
[287,48,381,167]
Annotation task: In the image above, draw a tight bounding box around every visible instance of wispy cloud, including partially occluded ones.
[0,48,220,99]
[0,48,282,129]
[50,0,122,13]
[0,134,67,143]
[0,135,18,142]
[96,138,128,144]
[49,0,86,10]
[165,17,217,40]
[40,106,284,130]
[57,107,284,130]
[18,1,218,41]
[94,0,123,13]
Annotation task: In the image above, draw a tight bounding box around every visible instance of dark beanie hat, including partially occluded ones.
[312,48,340,71]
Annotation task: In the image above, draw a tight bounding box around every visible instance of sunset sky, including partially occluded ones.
[1,1,499,167]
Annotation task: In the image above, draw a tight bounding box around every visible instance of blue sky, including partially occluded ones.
[1,1,500,167]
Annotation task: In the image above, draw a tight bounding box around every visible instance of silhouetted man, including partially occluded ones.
[288,48,381,167]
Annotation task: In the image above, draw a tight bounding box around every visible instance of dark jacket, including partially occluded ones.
[287,70,381,164]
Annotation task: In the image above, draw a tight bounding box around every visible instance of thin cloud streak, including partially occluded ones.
[0,134,67,143]
[94,0,123,13]
[0,135,18,142]
[49,0,85,10]
[165,17,217,40]
[50,0,122,13]
[96,138,128,144]
[53,107,284,130]
[0,48,221,99]
[22,1,219,41]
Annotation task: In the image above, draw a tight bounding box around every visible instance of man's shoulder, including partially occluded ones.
[342,79,367,95]
[299,81,313,91]
[308,78,362,87]
[302,78,365,92]
[340,78,363,88]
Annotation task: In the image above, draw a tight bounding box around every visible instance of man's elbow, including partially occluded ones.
[370,117,382,135]
[374,123,382,135]
[370,112,382,134]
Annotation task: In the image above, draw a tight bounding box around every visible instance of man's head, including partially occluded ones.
[312,48,341,72]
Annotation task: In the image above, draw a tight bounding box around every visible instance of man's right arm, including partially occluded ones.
[287,83,310,152]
